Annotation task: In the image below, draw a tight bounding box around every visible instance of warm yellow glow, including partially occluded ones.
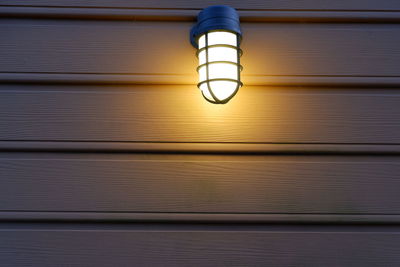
[200,84,214,101]
[198,47,237,65]
[197,31,242,103]
[198,31,237,48]
[200,81,238,101]
[198,63,237,81]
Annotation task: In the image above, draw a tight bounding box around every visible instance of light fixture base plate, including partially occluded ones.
[190,5,241,48]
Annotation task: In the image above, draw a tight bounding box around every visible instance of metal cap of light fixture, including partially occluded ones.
[190,5,242,48]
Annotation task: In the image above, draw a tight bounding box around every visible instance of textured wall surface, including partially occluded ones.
[1,1,400,266]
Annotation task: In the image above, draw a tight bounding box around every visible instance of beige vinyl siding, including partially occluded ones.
[1,2,400,266]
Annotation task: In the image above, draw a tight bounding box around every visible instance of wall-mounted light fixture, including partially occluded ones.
[190,5,242,104]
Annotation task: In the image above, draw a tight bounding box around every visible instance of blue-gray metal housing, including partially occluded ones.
[190,5,242,48]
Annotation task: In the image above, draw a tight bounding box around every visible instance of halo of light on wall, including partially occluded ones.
[190,5,243,104]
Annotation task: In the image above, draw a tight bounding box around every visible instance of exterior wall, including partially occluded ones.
[1,1,400,266]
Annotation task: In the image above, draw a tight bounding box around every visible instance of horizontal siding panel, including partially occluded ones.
[0,85,399,143]
[4,73,400,87]
[2,0,400,10]
[3,212,400,224]
[1,142,400,154]
[1,227,400,266]
[2,7,400,23]
[0,154,399,213]
[2,20,400,77]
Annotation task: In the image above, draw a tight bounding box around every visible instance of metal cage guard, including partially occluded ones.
[190,5,243,104]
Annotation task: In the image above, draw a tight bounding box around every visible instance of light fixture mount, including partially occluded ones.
[190,5,242,48]
[190,5,243,104]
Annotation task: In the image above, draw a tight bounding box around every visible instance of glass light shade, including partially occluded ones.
[196,30,242,104]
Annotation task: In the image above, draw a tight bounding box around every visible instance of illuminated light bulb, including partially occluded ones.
[190,6,243,104]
